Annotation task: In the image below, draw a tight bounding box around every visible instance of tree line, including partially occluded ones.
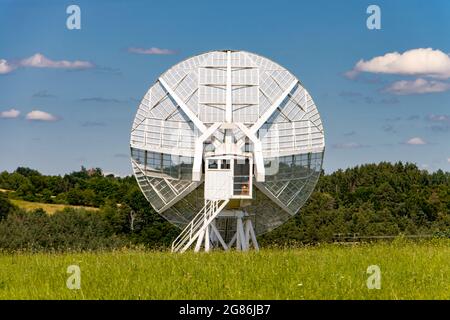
[0,162,448,251]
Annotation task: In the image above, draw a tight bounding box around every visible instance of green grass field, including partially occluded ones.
[0,240,449,300]
[9,199,99,214]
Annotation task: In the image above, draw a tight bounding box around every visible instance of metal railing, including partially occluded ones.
[171,198,229,253]
[333,233,436,243]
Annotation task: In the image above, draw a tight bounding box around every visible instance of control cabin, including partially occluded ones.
[204,154,253,201]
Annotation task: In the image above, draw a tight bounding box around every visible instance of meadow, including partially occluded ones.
[9,199,99,214]
[0,239,449,300]
[2,187,99,214]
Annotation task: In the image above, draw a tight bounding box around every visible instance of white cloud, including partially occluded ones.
[332,142,366,149]
[20,53,93,69]
[405,137,427,145]
[447,158,450,164]
[0,59,16,74]
[128,47,176,55]
[0,53,93,74]
[347,48,450,79]
[0,108,20,118]
[427,114,450,122]
[385,78,450,95]
[25,110,57,121]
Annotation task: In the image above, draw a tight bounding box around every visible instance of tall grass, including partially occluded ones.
[0,240,449,299]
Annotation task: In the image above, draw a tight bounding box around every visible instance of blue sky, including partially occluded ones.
[0,0,449,176]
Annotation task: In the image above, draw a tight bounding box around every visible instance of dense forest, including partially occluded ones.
[0,162,449,251]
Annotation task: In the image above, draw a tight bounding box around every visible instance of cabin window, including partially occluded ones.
[233,158,250,196]
[221,159,231,169]
[208,159,218,169]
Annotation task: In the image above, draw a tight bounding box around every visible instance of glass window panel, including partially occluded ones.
[208,159,218,169]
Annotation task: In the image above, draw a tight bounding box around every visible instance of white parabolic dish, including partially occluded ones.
[130,50,325,243]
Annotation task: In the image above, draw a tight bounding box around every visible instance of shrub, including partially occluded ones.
[0,193,16,221]
[0,208,127,252]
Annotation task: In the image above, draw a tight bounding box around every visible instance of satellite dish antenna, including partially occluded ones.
[130,50,325,252]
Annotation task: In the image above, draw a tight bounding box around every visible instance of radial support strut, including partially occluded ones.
[194,210,259,252]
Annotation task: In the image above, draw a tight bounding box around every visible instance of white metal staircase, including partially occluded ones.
[171,199,229,253]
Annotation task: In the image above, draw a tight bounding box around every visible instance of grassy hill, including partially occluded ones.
[9,199,99,215]
[1,186,99,214]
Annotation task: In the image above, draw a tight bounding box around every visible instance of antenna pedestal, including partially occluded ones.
[209,210,259,252]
